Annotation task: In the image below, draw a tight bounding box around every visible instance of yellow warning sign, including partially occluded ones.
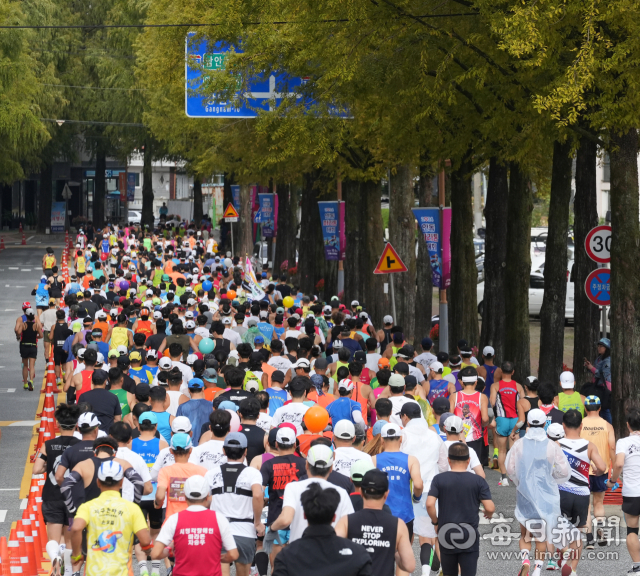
[374,243,408,274]
[223,203,239,221]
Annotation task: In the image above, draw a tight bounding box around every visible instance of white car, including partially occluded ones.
[128,210,142,224]
[477,261,575,319]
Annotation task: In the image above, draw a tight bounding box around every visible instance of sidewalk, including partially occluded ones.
[0,231,67,248]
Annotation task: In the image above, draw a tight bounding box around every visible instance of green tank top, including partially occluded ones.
[110,388,130,416]
[143,238,152,251]
[558,391,584,416]
[152,270,163,287]
[336,360,349,373]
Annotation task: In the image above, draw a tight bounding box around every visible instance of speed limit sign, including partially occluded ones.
[585,225,611,264]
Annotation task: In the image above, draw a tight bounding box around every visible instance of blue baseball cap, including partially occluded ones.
[585,395,601,407]
[372,420,387,437]
[139,412,158,425]
[218,400,239,411]
[171,433,193,450]
[187,378,204,389]
[254,335,264,344]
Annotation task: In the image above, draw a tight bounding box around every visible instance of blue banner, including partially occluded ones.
[319,201,344,261]
[51,202,65,233]
[258,193,277,238]
[230,185,240,210]
[413,207,447,288]
[127,173,136,202]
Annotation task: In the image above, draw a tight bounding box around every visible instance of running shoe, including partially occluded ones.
[499,478,510,487]
[559,561,572,576]
[519,560,530,576]
[493,454,499,469]
[546,560,559,571]
[596,526,606,546]
[23,382,28,390]
[139,570,149,576]
[584,539,594,550]
[628,567,640,574]
[28,380,33,391]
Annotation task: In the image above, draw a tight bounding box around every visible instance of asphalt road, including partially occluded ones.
[0,245,62,538]
[0,246,629,575]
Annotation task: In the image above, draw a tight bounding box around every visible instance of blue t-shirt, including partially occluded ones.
[326,397,361,425]
[62,334,76,362]
[257,322,275,342]
[131,436,160,500]
[92,340,110,360]
[176,399,213,444]
[266,388,288,416]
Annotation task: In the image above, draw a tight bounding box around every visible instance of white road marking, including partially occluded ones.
[7,421,39,427]
[0,389,15,393]
[0,511,6,522]
[8,267,17,270]
[21,269,31,272]
[0,489,20,491]
[14,286,25,288]
[4,309,15,311]
[19,499,27,510]
[26,236,34,242]
[478,512,491,524]
[4,285,8,287]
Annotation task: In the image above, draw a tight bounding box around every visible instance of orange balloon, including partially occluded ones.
[227,289,237,300]
[304,405,330,433]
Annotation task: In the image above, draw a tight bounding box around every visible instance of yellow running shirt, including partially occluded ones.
[75,490,147,576]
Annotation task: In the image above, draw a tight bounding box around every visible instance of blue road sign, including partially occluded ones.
[585,268,611,306]
[185,36,309,118]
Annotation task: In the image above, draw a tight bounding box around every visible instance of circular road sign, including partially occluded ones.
[585,268,611,306]
[585,225,611,264]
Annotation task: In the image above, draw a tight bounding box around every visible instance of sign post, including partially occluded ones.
[374,242,408,324]
[585,225,612,338]
[224,203,239,255]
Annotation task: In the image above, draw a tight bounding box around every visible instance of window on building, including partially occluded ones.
[602,153,610,182]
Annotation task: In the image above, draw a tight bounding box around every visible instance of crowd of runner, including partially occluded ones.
[13,220,639,576]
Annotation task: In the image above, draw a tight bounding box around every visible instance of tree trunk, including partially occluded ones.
[448,159,479,352]
[37,162,53,234]
[94,146,106,228]
[480,157,509,363]
[610,128,640,437]
[274,183,296,276]
[297,171,325,295]
[539,140,573,383]
[238,184,254,257]
[389,165,417,341]
[573,138,600,387]
[193,177,203,224]
[344,179,367,304]
[220,172,234,254]
[415,169,434,345]
[141,143,154,228]
[363,179,389,327]
[504,162,532,382]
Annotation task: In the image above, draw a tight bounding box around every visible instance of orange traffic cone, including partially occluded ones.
[20,519,40,576]
[20,223,25,246]
[0,536,9,576]
[8,527,22,576]
[0,236,4,250]
[40,348,56,396]
[14,522,30,576]
[32,508,47,561]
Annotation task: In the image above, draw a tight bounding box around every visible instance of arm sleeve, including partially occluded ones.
[60,470,85,515]
[150,453,164,482]
[352,410,364,425]
[437,444,449,473]
[215,514,238,551]
[124,468,145,504]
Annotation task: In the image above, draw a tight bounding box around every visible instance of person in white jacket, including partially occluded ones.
[506,409,571,576]
[400,402,443,576]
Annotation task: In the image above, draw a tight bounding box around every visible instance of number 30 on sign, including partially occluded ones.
[585,225,611,264]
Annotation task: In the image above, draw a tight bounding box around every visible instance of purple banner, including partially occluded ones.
[319,201,345,261]
[258,193,278,238]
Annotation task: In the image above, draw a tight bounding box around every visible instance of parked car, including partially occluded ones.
[127,210,141,224]
[477,261,575,319]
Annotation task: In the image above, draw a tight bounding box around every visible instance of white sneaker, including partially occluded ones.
[499,478,510,487]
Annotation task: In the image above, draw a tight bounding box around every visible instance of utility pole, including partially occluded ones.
[439,167,448,353]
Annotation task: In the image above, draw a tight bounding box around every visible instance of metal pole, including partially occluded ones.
[438,166,449,353]
[602,305,607,339]
[337,178,344,297]
[390,273,397,325]
[230,221,235,256]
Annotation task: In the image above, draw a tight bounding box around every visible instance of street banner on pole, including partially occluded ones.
[231,185,240,210]
[412,207,451,289]
[318,201,346,261]
[258,193,277,238]
[51,202,65,233]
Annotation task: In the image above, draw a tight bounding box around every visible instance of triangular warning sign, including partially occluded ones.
[374,243,408,274]
[223,203,240,218]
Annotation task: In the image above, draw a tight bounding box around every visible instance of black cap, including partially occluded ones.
[459,346,473,357]
[136,383,151,396]
[271,370,284,383]
[361,469,389,494]
[117,356,130,368]
[353,351,366,363]
[394,361,409,375]
[404,375,417,387]
[314,358,329,370]
[432,397,450,414]
[400,402,422,418]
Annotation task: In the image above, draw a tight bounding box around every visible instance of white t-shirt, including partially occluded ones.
[166,390,184,416]
[156,505,237,550]
[189,440,227,470]
[194,327,209,339]
[332,447,373,477]
[408,365,426,383]
[172,361,194,384]
[616,435,640,497]
[437,440,481,474]
[388,396,420,427]
[414,352,437,372]
[223,328,242,347]
[284,330,301,339]
[271,403,310,435]
[256,412,273,432]
[117,446,152,501]
[365,353,382,373]
[282,478,354,541]
[206,465,263,538]
[268,356,293,372]
[150,446,175,481]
